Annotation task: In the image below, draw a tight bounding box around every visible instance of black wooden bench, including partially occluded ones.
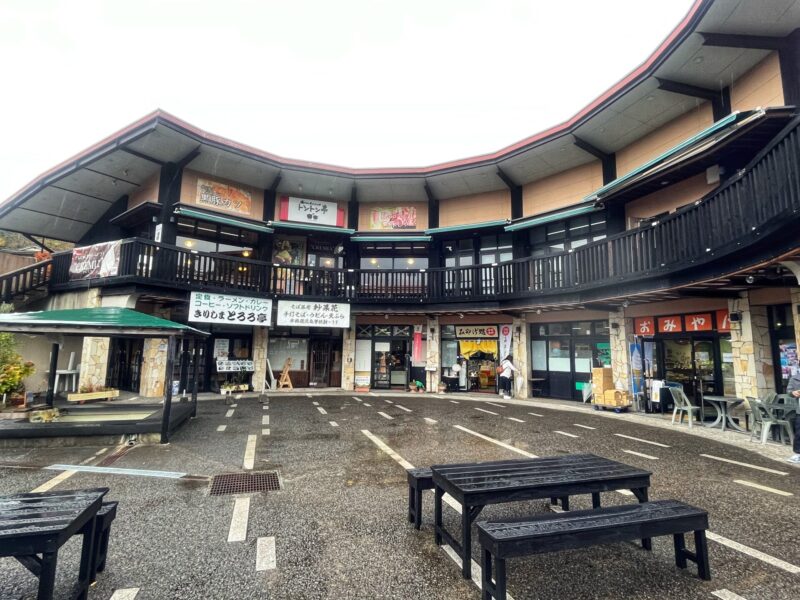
[92,501,118,579]
[477,500,710,600]
[406,467,433,530]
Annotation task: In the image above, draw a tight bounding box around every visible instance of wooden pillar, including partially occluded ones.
[160,336,176,444]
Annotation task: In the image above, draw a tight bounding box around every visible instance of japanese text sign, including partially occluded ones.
[685,313,713,331]
[716,309,730,332]
[287,196,337,226]
[196,178,252,215]
[657,316,683,333]
[216,359,255,372]
[276,300,350,328]
[634,317,654,335]
[455,325,498,338]
[189,292,272,326]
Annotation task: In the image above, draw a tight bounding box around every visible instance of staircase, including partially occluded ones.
[0,259,52,307]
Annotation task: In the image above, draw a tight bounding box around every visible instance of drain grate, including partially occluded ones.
[209,471,281,496]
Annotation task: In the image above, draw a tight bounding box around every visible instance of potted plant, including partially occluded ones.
[0,305,35,408]
[67,384,120,404]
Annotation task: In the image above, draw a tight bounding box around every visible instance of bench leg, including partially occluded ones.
[461,505,472,579]
[78,516,97,599]
[560,496,569,511]
[482,548,493,600]
[591,492,601,509]
[434,486,443,546]
[98,526,112,572]
[408,484,414,524]
[550,497,558,505]
[495,557,507,600]
[414,487,423,530]
[694,530,711,581]
[37,551,58,600]
[673,533,687,569]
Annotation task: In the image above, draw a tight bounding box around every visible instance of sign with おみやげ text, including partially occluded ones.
[276,300,350,328]
[189,292,272,326]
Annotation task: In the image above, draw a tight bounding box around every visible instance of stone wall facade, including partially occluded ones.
[511,318,529,398]
[729,295,774,400]
[78,337,110,390]
[609,311,633,391]
[251,326,269,392]
[341,318,356,391]
[139,307,171,398]
[425,317,440,392]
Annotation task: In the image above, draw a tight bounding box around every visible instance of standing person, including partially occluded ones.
[499,355,517,400]
[786,372,800,463]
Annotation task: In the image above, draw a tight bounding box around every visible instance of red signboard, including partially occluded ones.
[634,317,655,335]
[657,316,683,333]
[685,313,713,331]
[716,309,731,332]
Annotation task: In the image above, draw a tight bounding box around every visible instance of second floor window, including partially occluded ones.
[530,214,607,256]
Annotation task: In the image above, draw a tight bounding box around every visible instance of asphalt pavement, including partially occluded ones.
[1,392,798,599]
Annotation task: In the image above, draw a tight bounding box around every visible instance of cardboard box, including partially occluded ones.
[592,367,613,383]
[601,389,630,406]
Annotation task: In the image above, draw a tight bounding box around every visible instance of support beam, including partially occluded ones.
[572,137,616,184]
[156,147,200,246]
[160,336,176,444]
[348,184,358,231]
[699,32,786,51]
[45,342,59,408]
[656,78,730,121]
[21,234,52,253]
[779,30,800,106]
[676,289,743,300]
[119,146,165,166]
[424,181,439,229]
[496,168,523,220]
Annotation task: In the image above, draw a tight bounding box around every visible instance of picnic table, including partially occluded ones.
[431,454,651,579]
[0,487,109,600]
[701,395,745,432]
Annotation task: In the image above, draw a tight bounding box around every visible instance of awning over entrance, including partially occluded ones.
[425,219,509,235]
[269,221,355,235]
[504,204,599,232]
[0,307,208,338]
[174,206,273,234]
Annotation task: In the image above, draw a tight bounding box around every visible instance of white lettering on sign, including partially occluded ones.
[287,197,338,227]
[190,292,272,326]
[276,300,350,328]
[216,359,255,372]
[455,325,498,338]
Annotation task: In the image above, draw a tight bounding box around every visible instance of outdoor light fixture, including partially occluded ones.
[370,258,378,265]
[745,275,755,284]
[622,300,630,308]
[242,250,251,257]
[184,240,194,248]
[407,258,415,265]
[458,313,464,319]
[536,308,542,315]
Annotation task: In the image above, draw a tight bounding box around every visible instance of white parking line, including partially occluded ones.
[217,425,227,432]
[396,405,412,412]
[450,400,460,404]
[329,421,339,427]
[613,433,670,448]
[230,403,238,408]
[706,531,800,574]
[700,454,787,476]
[363,403,372,407]
[227,497,250,542]
[316,406,327,415]
[507,417,525,423]
[474,407,499,415]
[243,435,257,470]
[263,405,268,410]
[528,412,544,417]
[306,393,313,398]
[622,449,658,460]
[711,590,748,600]
[484,401,505,408]
[95,448,108,455]
[225,409,234,418]
[378,412,393,420]
[454,425,537,458]
[262,429,270,436]
[44,465,186,479]
[31,469,76,493]
[424,417,438,424]
[733,479,793,497]
[384,399,393,404]
[312,401,319,406]
[352,397,362,402]
[256,536,276,571]
[441,544,517,600]
[370,392,378,396]
[262,415,270,425]
[109,589,140,600]
[554,430,578,438]
[573,424,596,430]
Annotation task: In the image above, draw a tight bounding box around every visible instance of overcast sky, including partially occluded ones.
[0,0,694,201]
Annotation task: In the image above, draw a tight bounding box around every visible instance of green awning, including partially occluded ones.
[0,308,208,338]
[425,219,508,235]
[174,207,273,234]
[351,235,432,243]
[588,110,758,201]
[504,204,599,232]
[270,221,355,235]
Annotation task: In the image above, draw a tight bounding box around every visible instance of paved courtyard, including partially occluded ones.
[1,393,798,599]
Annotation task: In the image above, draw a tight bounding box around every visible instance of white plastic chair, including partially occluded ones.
[54,352,79,393]
[669,387,700,428]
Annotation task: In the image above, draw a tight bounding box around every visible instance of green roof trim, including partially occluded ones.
[505,205,598,232]
[425,219,508,235]
[175,207,273,234]
[351,235,432,243]
[270,221,355,234]
[0,308,208,337]
[589,110,756,201]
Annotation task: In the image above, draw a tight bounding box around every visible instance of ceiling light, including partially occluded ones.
[622,300,630,308]
[745,275,755,284]
[660,180,670,186]
[536,308,542,315]
[407,258,415,265]
[242,250,251,257]
[298,184,303,192]
[370,258,378,265]
[184,240,194,248]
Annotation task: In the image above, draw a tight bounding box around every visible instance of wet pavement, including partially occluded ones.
[1,393,798,599]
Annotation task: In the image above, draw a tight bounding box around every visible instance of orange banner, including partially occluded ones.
[196,178,252,215]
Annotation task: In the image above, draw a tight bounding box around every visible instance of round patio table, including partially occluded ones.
[701,396,745,432]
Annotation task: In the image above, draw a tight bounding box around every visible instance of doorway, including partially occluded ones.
[309,340,331,387]
[106,338,143,392]
[660,335,722,399]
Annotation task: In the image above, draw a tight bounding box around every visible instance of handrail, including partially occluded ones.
[44,115,800,304]
[0,259,53,303]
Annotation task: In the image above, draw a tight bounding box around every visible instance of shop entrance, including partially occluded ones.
[652,334,733,400]
[309,339,331,387]
[459,340,498,392]
[106,338,143,392]
[373,339,409,389]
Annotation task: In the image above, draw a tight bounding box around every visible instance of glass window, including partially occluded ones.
[268,338,309,371]
[373,325,391,337]
[530,213,608,257]
[394,257,428,270]
[441,325,456,339]
[442,340,458,368]
[547,323,571,336]
[594,321,611,336]
[356,325,372,338]
[548,340,571,372]
[572,321,593,336]
[361,257,392,269]
[531,340,547,370]
[393,326,411,337]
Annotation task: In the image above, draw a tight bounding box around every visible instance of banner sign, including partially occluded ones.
[216,359,255,372]
[189,292,272,326]
[499,324,512,361]
[369,206,417,230]
[287,196,338,226]
[716,309,730,332]
[196,178,252,215]
[634,317,654,335]
[69,241,121,280]
[276,300,350,328]
[456,325,498,338]
[685,313,713,331]
[657,315,683,333]
[637,310,729,334]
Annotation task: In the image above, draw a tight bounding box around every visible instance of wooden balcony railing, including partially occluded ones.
[37,115,800,305]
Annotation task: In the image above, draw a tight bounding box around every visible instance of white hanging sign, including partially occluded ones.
[287,196,338,226]
[276,300,350,328]
[189,292,272,326]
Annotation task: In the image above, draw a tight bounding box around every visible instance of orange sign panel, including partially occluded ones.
[657,316,683,333]
[196,178,252,215]
[634,317,655,335]
[716,309,730,332]
[685,313,713,331]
